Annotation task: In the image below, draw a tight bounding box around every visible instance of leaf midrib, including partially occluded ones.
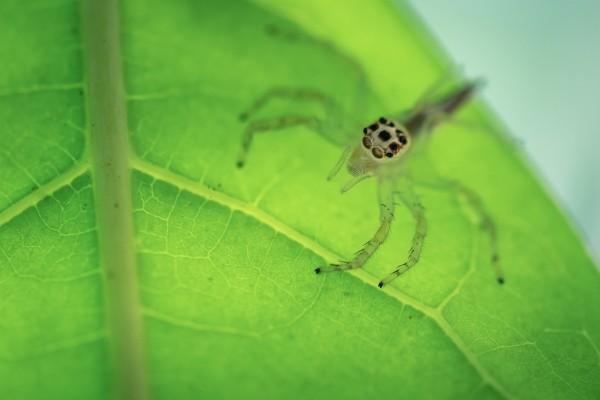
[82,0,149,399]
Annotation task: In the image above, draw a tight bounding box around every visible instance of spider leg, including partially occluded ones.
[340,172,375,193]
[239,88,335,122]
[327,145,352,181]
[237,87,345,167]
[237,114,321,167]
[378,190,426,288]
[395,179,504,286]
[316,181,395,273]
[452,182,504,284]
[238,26,371,168]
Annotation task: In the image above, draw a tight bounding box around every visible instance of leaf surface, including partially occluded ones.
[1,0,599,399]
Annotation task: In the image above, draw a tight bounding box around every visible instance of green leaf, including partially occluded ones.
[1,0,599,399]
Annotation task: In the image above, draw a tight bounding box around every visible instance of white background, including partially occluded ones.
[407,0,600,265]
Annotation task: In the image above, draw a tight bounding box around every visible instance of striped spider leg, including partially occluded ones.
[238,80,505,288]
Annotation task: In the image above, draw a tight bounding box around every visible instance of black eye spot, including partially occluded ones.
[399,135,407,145]
[386,152,393,158]
[378,130,391,141]
[386,121,394,127]
[369,123,378,131]
[378,117,387,124]
[363,127,368,134]
[389,143,398,151]
[396,128,403,135]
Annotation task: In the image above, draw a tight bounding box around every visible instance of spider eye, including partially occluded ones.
[386,152,393,158]
[362,136,372,149]
[372,147,384,159]
[378,130,391,141]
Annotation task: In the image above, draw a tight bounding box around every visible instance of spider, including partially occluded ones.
[236,31,504,289]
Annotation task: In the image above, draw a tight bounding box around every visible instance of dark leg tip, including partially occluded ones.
[378,281,384,288]
[497,277,505,285]
[315,267,321,274]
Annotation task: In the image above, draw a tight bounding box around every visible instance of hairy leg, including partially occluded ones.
[316,180,395,273]
[378,189,427,288]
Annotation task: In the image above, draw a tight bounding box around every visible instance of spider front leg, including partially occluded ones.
[316,180,395,274]
[378,190,427,288]
[236,88,337,167]
[237,114,320,167]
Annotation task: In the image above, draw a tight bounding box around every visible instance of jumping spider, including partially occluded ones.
[236,43,504,288]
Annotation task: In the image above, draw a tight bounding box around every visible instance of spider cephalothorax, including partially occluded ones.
[345,117,411,181]
[362,117,410,159]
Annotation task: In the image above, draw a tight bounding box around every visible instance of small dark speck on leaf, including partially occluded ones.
[114,203,119,208]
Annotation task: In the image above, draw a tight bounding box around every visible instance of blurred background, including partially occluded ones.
[405,0,600,266]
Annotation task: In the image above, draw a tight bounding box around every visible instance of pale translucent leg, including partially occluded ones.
[327,147,376,193]
[384,179,504,287]
[236,87,341,167]
[236,115,320,167]
[340,172,375,193]
[378,191,426,288]
[316,181,394,273]
[327,146,352,181]
[238,25,370,168]
[453,183,504,284]
[239,88,335,122]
